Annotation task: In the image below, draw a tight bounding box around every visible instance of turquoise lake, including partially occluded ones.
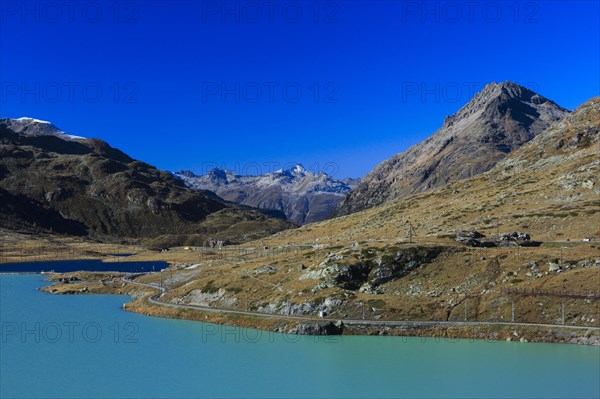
[1,274,599,399]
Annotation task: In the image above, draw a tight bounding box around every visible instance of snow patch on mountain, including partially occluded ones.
[16,117,52,124]
[1,117,86,141]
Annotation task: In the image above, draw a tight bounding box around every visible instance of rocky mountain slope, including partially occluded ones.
[0,118,292,244]
[334,81,569,216]
[176,164,359,225]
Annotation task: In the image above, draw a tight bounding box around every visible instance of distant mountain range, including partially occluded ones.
[0,118,292,246]
[333,81,569,216]
[176,165,360,225]
[0,81,581,246]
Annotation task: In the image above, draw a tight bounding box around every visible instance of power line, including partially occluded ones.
[406,220,416,243]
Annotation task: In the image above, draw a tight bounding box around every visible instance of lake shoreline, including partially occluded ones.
[37,269,600,346]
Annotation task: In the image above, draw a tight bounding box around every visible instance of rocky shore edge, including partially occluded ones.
[40,272,600,346]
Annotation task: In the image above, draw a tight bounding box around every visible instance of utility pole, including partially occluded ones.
[512,300,515,322]
[496,216,500,240]
[561,302,565,325]
[560,246,565,266]
[464,300,467,321]
[407,220,416,243]
[362,302,365,320]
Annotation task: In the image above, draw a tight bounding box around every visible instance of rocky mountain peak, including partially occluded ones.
[442,81,565,129]
[333,81,570,217]
[474,81,536,104]
[274,163,311,178]
[208,167,230,180]
[292,163,309,175]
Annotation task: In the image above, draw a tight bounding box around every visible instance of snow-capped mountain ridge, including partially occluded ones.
[176,165,360,225]
[183,163,353,194]
[274,163,309,177]
[16,117,53,124]
[0,117,86,140]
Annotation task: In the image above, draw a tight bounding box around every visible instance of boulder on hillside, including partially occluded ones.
[496,232,542,247]
[455,230,541,248]
[455,230,492,247]
[500,232,530,241]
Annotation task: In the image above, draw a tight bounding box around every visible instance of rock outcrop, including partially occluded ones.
[287,321,344,335]
[302,246,450,292]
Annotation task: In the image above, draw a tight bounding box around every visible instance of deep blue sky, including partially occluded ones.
[1,1,598,178]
